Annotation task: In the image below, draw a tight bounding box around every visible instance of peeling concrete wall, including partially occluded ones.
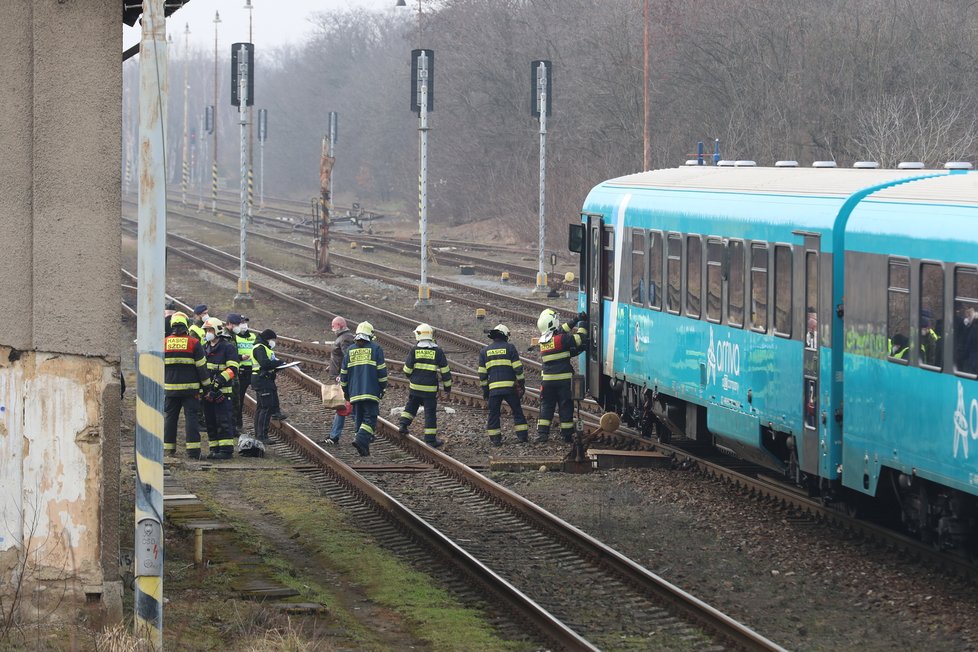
[0,0,122,627]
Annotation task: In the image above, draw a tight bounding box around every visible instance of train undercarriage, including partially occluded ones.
[599,374,978,554]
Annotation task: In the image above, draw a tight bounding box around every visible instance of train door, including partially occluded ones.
[800,235,820,475]
[585,214,604,398]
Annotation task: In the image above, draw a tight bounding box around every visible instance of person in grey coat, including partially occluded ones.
[324,316,356,445]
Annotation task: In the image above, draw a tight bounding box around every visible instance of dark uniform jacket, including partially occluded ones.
[204,336,240,396]
[478,339,525,396]
[329,328,356,377]
[539,322,587,383]
[234,331,257,370]
[340,340,388,403]
[403,342,452,395]
[164,330,211,396]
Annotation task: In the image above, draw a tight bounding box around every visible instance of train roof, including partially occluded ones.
[866,170,977,206]
[604,166,939,197]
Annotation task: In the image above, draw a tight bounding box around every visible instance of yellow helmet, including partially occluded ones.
[170,312,189,330]
[203,317,224,336]
[414,323,434,342]
[355,321,375,340]
[537,309,559,335]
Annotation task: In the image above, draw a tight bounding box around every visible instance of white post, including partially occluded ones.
[135,0,166,647]
[234,44,254,307]
[417,51,431,306]
[259,138,264,209]
[535,60,548,293]
[181,23,190,205]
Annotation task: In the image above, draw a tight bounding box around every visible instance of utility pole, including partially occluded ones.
[181,22,190,205]
[212,11,221,215]
[245,0,255,221]
[258,108,267,209]
[233,42,255,307]
[643,0,650,171]
[532,60,552,293]
[135,0,166,648]
[328,111,337,205]
[411,49,433,306]
[317,135,334,273]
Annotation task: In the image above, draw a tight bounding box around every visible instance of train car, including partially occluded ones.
[571,164,978,547]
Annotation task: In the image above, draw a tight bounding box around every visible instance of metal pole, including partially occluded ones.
[328,114,336,205]
[643,0,650,171]
[246,0,255,222]
[135,1,166,648]
[416,52,430,306]
[181,23,190,204]
[535,61,548,293]
[235,44,254,307]
[212,11,221,215]
[198,112,206,211]
[259,138,264,209]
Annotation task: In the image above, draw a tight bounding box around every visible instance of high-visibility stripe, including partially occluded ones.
[542,351,571,362]
[478,366,487,373]
[186,441,201,450]
[217,438,236,447]
[165,381,202,391]
[542,372,573,381]
[442,380,453,388]
[350,393,380,402]
[361,424,374,434]
[347,359,378,367]
[424,428,437,435]
[165,357,197,365]
[489,380,515,389]
[409,383,438,392]
[538,419,551,426]
[486,429,501,436]
[515,423,529,432]
[401,411,414,420]
[403,365,413,374]
[412,362,438,371]
[560,422,575,429]
[485,359,515,369]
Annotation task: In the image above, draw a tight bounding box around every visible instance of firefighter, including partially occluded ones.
[227,312,256,429]
[398,323,452,448]
[535,309,588,443]
[245,328,287,456]
[201,317,239,460]
[163,313,211,458]
[340,322,387,457]
[478,324,528,445]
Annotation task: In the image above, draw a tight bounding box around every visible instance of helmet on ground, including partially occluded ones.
[203,317,224,335]
[414,323,434,342]
[238,436,266,458]
[355,321,374,341]
[537,309,559,335]
[331,316,347,332]
[336,401,353,417]
[488,324,510,340]
[170,312,189,330]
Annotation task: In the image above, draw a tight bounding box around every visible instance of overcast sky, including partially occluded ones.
[123,0,401,52]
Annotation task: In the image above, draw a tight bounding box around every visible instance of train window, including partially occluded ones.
[686,235,702,318]
[631,231,646,305]
[706,239,723,323]
[667,233,682,314]
[602,227,615,300]
[728,240,745,328]
[750,243,768,332]
[954,267,978,376]
[887,259,910,364]
[773,245,792,337]
[648,231,663,310]
[920,262,944,370]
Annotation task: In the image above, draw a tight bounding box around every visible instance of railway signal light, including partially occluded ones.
[230,42,254,107]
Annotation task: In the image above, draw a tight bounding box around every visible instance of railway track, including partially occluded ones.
[260,365,785,651]
[135,200,572,325]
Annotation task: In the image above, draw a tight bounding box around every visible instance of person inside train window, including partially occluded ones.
[920,308,941,366]
[890,334,910,360]
[954,303,978,375]
[805,307,817,349]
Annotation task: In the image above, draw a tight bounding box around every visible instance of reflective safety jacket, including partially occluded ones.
[539,322,587,383]
[234,331,257,368]
[403,342,452,396]
[205,336,240,396]
[189,323,205,342]
[340,340,388,403]
[253,339,286,380]
[164,331,211,396]
[478,339,524,396]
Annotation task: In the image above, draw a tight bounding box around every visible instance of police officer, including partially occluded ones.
[535,309,588,443]
[340,322,387,456]
[399,323,452,448]
[324,316,355,446]
[163,313,211,458]
[190,304,209,342]
[227,313,256,429]
[202,317,239,460]
[478,324,528,445]
[247,328,287,455]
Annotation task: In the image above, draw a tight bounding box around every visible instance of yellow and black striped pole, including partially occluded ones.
[211,160,218,216]
[135,0,166,648]
[247,165,254,222]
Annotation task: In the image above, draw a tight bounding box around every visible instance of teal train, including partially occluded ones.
[572,163,978,548]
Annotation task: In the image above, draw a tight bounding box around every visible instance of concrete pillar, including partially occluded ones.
[0,0,122,627]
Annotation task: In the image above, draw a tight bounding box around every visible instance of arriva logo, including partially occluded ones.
[952,381,978,459]
[707,327,741,390]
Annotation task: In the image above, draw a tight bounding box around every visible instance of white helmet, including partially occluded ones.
[414,323,434,342]
[537,309,559,335]
[488,324,510,339]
